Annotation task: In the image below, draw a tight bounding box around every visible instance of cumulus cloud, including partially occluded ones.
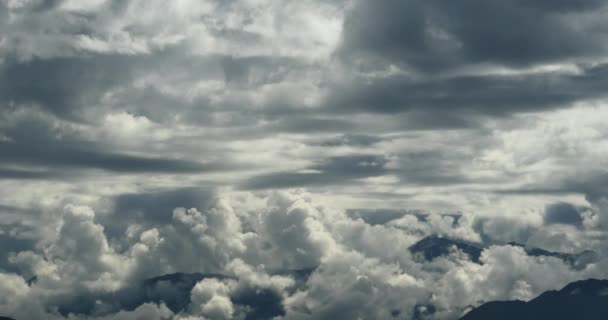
[0,191,606,319]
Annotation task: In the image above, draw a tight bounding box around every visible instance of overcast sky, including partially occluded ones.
[2,0,608,319]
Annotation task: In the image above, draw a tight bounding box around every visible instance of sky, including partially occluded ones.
[1,0,608,319]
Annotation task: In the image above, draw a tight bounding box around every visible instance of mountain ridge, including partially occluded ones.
[459,278,608,320]
[408,235,598,269]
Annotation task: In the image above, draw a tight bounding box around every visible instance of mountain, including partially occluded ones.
[0,317,16,320]
[459,278,608,320]
[48,269,314,319]
[409,235,483,262]
[408,235,598,269]
[507,242,599,270]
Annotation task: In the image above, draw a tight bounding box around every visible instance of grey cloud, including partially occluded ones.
[327,64,608,116]
[102,187,216,246]
[347,209,425,225]
[16,0,63,12]
[242,150,471,190]
[241,154,389,189]
[340,0,608,72]
[495,172,608,201]
[0,140,209,174]
[0,55,136,120]
[397,151,471,185]
[0,51,327,139]
[112,188,215,224]
[327,0,608,127]
[0,50,231,123]
[319,134,384,147]
[0,114,227,176]
[0,168,63,180]
[221,55,304,86]
[268,116,356,133]
[0,234,35,273]
[544,202,584,227]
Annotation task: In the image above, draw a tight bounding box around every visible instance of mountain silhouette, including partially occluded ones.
[409,235,483,262]
[459,278,608,320]
[409,235,598,269]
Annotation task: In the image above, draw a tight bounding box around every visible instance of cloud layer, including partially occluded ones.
[2,0,608,319]
[1,190,608,319]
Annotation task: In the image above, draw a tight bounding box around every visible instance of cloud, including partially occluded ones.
[0,272,30,315]
[2,1,608,319]
[544,202,584,227]
[340,0,608,71]
[326,64,608,117]
[103,187,216,244]
[0,109,233,179]
[190,278,235,319]
[241,155,390,189]
[0,55,136,119]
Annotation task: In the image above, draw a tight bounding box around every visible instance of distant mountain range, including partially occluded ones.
[4,278,607,319]
[459,278,608,320]
[37,268,315,320]
[139,271,291,320]
[409,235,484,262]
[4,269,608,319]
[409,235,598,269]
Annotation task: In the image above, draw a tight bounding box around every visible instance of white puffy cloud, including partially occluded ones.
[190,278,235,320]
[0,272,30,315]
[77,303,173,320]
[0,189,607,319]
[284,249,426,319]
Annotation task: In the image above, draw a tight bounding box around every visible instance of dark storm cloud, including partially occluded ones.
[327,63,608,116]
[575,174,608,203]
[544,202,584,227]
[0,168,63,180]
[325,0,608,125]
[20,0,64,12]
[0,51,324,136]
[0,55,137,120]
[340,0,608,72]
[0,48,252,124]
[241,154,389,189]
[0,118,230,179]
[0,140,209,174]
